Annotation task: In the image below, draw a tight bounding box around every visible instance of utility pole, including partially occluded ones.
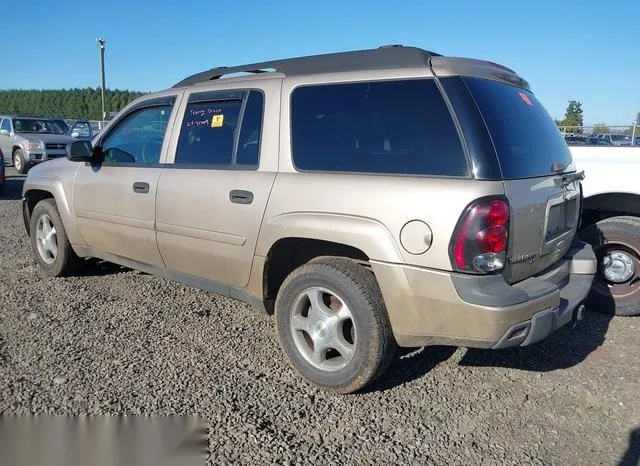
[97,37,106,124]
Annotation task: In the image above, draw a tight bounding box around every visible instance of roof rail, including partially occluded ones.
[173,45,441,88]
[12,113,47,118]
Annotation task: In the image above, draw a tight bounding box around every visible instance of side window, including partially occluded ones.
[1,119,11,132]
[71,122,91,138]
[236,91,264,166]
[175,99,242,166]
[101,105,172,165]
[175,90,264,168]
[290,79,468,176]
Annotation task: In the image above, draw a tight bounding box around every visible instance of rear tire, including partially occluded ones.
[30,199,82,277]
[275,257,396,394]
[579,216,640,316]
[13,149,28,174]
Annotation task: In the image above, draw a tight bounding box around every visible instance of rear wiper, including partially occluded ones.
[554,170,585,188]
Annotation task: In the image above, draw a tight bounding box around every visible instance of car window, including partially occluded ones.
[0,119,10,132]
[463,77,572,179]
[101,105,172,165]
[290,79,468,176]
[72,122,91,138]
[236,91,264,166]
[12,118,65,134]
[175,99,242,166]
[52,120,69,134]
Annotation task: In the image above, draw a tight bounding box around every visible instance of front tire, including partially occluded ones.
[579,216,640,316]
[275,257,396,394]
[13,149,28,174]
[30,199,81,277]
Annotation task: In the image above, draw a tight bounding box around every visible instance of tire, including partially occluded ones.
[13,149,28,174]
[275,257,396,394]
[579,216,640,316]
[30,199,81,277]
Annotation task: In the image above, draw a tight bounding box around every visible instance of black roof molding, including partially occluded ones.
[173,45,441,88]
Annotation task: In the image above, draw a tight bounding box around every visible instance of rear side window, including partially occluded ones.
[0,119,10,132]
[291,79,468,176]
[463,77,572,179]
[175,90,264,167]
[236,91,264,167]
[176,100,242,165]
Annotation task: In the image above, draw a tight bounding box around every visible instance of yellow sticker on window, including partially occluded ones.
[211,114,224,128]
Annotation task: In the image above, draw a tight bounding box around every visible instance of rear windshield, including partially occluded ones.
[464,77,572,179]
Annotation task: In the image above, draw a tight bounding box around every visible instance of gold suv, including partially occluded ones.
[22,46,596,393]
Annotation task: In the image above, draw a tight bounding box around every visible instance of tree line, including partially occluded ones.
[0,88,147,121]
[555,100,639,135]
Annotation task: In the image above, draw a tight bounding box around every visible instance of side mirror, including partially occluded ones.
[0,129,9,136]
[66,140,94,162]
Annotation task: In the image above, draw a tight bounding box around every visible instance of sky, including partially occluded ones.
[2,0,638,126]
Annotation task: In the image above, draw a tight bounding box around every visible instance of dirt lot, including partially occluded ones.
[0,165,638,465]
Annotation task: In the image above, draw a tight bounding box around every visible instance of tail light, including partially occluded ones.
[450,197,509,273]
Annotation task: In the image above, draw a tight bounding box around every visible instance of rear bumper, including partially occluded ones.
[371,239,596,349]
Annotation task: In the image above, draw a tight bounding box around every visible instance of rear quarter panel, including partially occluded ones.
[258,173,505,270]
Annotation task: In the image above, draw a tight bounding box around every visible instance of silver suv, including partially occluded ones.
[0,115,76,174]
[22,46,596,393]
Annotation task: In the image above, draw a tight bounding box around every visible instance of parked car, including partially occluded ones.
[21,45,596,393]
[565,135,587,145]
[0,148,5,195]
[67,119,98,141]
[601,134,632,146]
[0,115,76,174]
[571,145,640,316]
[586,136,613,146]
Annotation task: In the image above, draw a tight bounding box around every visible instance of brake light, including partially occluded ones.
[451,198,509,273]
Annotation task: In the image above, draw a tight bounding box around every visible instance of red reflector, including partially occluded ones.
[479,226,508,253]
[454,216,471,268]
[507,327,527,340]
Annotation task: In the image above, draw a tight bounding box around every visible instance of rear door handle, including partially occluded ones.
[133,182,149,194]
[229,190,253,204]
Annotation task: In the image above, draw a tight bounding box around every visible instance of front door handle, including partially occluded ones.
[133,182,150,194]
[229,190,253,205]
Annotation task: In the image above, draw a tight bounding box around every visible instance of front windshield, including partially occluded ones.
[13,118,66,135]
[51,120,69,134]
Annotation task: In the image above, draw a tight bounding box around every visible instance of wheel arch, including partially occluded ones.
[22,178,83,246]
[257,213,403,313]
[581,192,640,228]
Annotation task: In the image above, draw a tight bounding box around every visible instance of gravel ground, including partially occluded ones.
[1,166,639,465]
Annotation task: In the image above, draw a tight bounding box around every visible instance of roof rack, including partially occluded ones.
[12,113,47,118]
[173,45,441,88]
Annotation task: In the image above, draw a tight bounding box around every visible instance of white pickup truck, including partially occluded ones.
[571,146,640,316]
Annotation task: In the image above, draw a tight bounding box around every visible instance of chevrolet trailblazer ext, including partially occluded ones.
[22,46,596,393]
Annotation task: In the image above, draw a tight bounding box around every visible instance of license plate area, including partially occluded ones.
[546,198,577,241]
